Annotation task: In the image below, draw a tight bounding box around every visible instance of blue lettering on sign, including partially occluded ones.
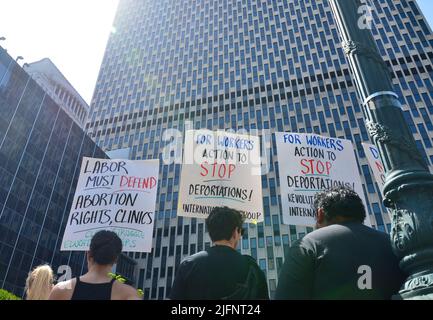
[282,134,302,145]
[369,146,380,159]
[216,136,254,150]
[305,135,344,151]
[196,134,213,145]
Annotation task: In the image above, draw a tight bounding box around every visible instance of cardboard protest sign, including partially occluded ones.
[61,157,159,252]
[275,132,371,227]
[362,143,392,221]
[362,143,386,190]
[178,130,263,223]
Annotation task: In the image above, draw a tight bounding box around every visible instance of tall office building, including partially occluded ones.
[24,58,89,129]
[0,47,107,296]
[87,0,433,299]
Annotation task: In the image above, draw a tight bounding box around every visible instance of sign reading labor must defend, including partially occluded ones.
[178,130,263,223]
[275,133,371,227]
[61,157,159,252]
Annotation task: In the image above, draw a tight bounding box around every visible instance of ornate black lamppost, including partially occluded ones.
[329,0,433,299]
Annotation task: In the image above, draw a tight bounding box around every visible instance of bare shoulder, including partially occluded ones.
[112,281,141,300]
[49,279,76,300]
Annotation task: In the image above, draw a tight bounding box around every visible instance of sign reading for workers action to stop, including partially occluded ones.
[178,130,264,223]
[362,143,386,190]
[61,157,159,252]
[275,133,371,227]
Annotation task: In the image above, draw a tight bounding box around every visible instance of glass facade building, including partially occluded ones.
[0,47,107,296]
[87,0,433,299]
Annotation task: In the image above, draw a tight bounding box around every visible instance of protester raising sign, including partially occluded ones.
[275,133,371,227]
[61,157,159,252]
[362,143,386,190]
[178,130,263,223]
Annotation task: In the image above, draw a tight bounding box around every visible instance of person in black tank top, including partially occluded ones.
[49,231,140,300]
[71,276,116,300]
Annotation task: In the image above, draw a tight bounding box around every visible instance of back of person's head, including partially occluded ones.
[313,186,366,223]
[89,230,123,265]
[206,207,244,242]
[25,264,53,300]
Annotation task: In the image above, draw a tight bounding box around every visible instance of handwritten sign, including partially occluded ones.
[178,130,263,223]
[362,143,392,222]
[275,133,371,227]
[61,157,159,252]
[362,143,386,190]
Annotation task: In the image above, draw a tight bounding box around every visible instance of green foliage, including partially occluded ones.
[108,272,126,283]
[0,289,21,300]
[108,272,144,298]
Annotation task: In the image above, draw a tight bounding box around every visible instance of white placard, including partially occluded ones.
[275,132,371,227]
[362,143,386,190]
[178,130,263,223]
[61,157,159,252]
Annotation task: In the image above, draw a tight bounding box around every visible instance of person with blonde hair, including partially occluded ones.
[25,264,54,300]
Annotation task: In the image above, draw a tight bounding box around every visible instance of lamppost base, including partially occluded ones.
[392,270,433,300]
[393,290,433,300]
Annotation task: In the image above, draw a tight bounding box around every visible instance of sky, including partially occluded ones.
[0,0,432,105]
[418,0,433,32]
[0,0,119,104]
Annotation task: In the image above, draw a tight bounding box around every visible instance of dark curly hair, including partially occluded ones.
[312,186,366,223]
[206,207,244,242]
[89,230,123,265]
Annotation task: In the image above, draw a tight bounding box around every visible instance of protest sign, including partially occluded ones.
[275,133,371,227]
[362,143,392,221]
[61,157,159,252]
[178,130,263,223]
[362,143,386,190]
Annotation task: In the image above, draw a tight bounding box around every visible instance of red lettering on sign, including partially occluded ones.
[200,162,236,179]
[300,159,332,175]
[120,176,157,189]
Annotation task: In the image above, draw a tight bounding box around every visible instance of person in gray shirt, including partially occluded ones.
[275,186,406,300]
